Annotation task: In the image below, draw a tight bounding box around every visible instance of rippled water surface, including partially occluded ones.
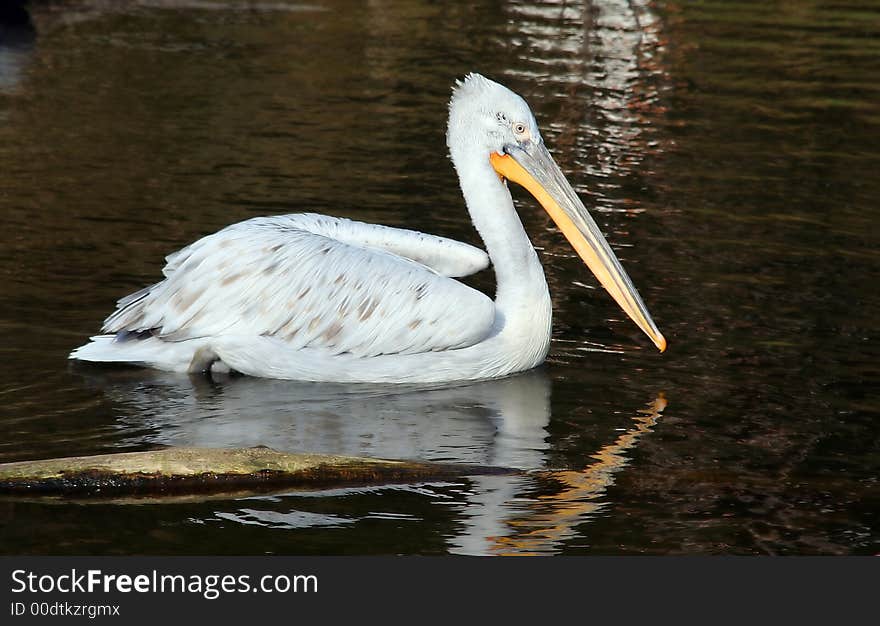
[1,0,878,554]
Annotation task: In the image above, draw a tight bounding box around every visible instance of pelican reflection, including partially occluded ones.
[81,368,552,469]
[77,368,664,555]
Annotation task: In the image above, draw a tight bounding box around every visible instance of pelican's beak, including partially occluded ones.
[490,142,666,352]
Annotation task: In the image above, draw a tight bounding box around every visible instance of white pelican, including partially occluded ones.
[71,73,666,383]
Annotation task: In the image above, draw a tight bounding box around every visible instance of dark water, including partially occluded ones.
[1,0,878,555]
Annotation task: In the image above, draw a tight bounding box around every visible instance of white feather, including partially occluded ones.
[97,214,496,357]
[71,74,562,383]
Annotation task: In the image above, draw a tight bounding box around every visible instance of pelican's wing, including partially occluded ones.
[102,215,496,357]
[269,213,490,278]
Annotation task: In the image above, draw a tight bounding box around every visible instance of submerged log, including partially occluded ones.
[0,446,517,497]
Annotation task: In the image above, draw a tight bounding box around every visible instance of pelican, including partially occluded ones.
[71,73,666,383]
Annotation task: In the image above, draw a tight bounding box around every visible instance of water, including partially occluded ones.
[1,0,877,555]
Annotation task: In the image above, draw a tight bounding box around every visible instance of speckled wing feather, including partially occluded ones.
[102,214,496,357]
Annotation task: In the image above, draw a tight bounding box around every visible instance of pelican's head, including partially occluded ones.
[447,73,542,159]
[447,73,666,353]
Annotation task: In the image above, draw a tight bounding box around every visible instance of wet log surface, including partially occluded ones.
[0,446,518,498]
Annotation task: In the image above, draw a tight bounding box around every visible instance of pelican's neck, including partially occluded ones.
[455,152,551,335]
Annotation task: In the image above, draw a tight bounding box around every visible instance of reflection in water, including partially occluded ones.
[489,395,665,555]
[450,394,665,555]
[78,368,553,469]
[0,1,36,93]
[77,367,663,555]
[503,0,668,185]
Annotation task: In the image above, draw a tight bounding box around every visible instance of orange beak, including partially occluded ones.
[491,143,666,352]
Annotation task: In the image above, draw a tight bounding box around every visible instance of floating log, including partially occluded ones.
[0,446,518,497]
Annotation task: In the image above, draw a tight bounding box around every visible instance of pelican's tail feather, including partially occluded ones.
[69,334,200,373]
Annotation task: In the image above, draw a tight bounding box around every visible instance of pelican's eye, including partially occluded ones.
[513,122,528,136]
